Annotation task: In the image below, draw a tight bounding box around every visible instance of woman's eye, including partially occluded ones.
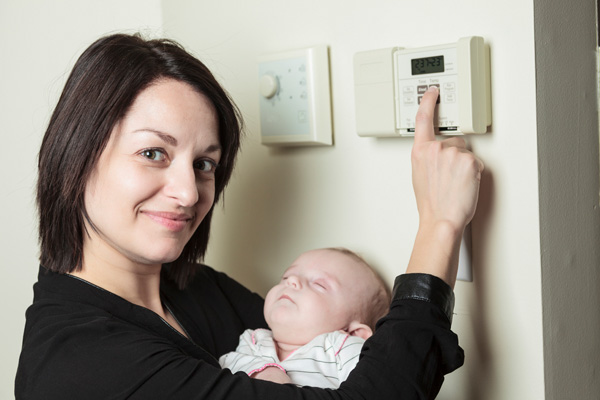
[195,159,218,173]
[140,149,166,162]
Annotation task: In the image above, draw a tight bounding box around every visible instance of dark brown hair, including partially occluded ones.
[37,33,243,288]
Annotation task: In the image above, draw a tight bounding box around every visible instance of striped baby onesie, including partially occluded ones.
[219,328,365,388]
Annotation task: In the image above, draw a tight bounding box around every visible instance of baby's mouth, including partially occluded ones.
[279,294,293,303]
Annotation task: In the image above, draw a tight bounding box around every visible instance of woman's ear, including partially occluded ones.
[346,321,373,340]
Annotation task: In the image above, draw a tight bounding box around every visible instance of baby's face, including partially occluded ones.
[264,249,375,346]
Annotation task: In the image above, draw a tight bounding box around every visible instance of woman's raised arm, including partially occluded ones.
[407,86,484,288]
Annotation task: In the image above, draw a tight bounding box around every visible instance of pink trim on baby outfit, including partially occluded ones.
[249,363,286,376]
[334,333,351,356]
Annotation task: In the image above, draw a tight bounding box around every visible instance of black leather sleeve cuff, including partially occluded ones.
[392,273,456,324]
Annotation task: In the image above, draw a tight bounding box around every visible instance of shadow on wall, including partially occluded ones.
[467,167,496,400]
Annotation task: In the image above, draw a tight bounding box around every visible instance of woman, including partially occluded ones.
[16,33,483,399]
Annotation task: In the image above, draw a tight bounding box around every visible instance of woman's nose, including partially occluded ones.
[165,164,199,207]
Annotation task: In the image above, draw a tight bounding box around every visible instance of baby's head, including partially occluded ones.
[263,248,390,347]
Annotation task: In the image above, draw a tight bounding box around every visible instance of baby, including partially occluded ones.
[219,247,391,388]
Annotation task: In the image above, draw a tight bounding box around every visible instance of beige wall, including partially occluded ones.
[2,0,598,399]
[0,1,163,397]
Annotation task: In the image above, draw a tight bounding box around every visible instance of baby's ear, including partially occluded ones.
[346,321,373,340]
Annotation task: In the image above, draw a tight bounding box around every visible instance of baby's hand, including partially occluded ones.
[252,366,292,384]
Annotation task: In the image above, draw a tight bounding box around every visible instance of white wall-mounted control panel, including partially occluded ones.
[258,46,332,146]
[354,36,491,137]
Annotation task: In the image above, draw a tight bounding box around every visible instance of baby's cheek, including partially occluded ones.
[265,302,290,324]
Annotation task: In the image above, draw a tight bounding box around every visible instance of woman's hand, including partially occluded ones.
[406,86,484,287]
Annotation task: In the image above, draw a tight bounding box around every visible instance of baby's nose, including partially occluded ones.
[286,276,301,289]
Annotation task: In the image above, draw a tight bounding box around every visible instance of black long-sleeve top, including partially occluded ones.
[15,264,464,399]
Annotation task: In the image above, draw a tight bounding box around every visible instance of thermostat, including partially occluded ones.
[354,36,491,137]
[258,46,333,146]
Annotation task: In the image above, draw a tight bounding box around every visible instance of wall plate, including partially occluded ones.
[258,46,333,146]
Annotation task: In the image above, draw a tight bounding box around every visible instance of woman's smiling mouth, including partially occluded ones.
[141,211,193,232]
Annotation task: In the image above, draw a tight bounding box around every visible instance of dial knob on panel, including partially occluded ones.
[260,74,279,98]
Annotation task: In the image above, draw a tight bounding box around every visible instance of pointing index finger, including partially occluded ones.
[413,86,439,145]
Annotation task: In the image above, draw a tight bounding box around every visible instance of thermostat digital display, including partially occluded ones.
[411,55,445,75]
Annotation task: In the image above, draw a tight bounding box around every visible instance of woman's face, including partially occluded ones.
[83,79,221,268]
